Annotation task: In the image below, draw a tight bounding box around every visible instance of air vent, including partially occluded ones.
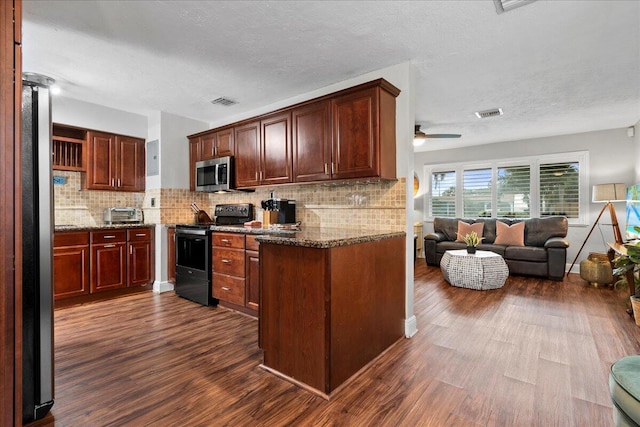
[475,108,503,119]
[210,97,236,107]
[494,0,537,14]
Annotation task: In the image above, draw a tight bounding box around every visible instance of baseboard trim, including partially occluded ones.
[153,281,174,293]
[404,315,418,338]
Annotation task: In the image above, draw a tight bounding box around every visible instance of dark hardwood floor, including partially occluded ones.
[39,262,639,426]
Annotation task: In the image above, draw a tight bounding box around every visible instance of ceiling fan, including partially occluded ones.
[414,125,461,146]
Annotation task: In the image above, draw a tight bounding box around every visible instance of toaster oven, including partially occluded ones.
[103,207,144,225]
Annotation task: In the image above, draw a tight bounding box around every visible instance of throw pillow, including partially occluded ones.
[455,221,484,243]
[494,221,525,246]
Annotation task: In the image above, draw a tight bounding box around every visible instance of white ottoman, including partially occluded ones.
[440,249,509,290]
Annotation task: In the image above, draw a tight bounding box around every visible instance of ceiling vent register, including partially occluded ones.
[494,0,537,14]
[475,108,504,119]
[210,97,237,106]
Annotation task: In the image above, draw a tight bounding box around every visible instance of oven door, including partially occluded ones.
[175,228,210,273]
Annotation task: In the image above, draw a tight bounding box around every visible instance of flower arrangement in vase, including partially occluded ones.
[460,231,484,254]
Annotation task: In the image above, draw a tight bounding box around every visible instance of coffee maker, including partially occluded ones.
[274,199,296,224]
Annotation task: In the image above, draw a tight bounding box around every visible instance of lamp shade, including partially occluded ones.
[592,183,627,202]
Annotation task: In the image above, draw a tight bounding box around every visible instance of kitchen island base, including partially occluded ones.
[259,235,405,397]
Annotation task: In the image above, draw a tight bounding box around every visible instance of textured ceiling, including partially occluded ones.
[22,1,640,152]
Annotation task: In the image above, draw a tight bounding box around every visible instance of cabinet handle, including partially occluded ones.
[118,179,121,187]
[222,286,231,291]
[222,259,231,264]
[103,235,116,239]
[221,238,230,243]
[214,146,218,156]
[129,246,133,254]
[104,244,116,248]
[324,163,328,175]
[135,233,146,237]
[331,162,335,174]
[111,178,115,186]
[255,171,258,181]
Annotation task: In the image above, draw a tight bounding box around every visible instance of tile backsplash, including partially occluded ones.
[54,171,406,231]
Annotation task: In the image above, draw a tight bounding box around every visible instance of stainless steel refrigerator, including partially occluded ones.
[21,73,55,423]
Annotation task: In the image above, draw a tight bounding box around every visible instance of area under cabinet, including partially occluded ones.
[54,226,155,303]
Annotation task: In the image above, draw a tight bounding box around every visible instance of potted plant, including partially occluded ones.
[613,226,640,323]
[460,231,484,254]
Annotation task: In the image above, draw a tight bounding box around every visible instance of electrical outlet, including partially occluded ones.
[151,198,155,207]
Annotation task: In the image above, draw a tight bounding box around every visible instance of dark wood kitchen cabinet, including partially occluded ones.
[90,230,127,293]
[190,79,399,189]
[167,227,176,284]
[331,82,398,180]
[234,120,261,188]
[54,227,155,301]
[86,131,145,192]
[235,113,292,189]
[201,127,234,160]
[127,228,154,287]
[292,100,332,182]
[53,231,90,300]
[189,127,235,190]
[245,235,261,313]
[212,232,246,307]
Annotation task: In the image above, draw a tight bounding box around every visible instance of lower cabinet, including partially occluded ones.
[53,232,90,299]
[127,228,154,287]
[167,227,176,284]
[91,230,127,293]
[54,226,155,301]
[245,235,260,313]
[212,232,261,316]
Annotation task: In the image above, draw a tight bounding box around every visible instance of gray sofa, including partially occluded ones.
[424,216,569,281]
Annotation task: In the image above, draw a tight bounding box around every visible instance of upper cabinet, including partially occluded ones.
[234,120,261,188]
[332,85,397,180]
[52,124,87,172]
[86,131,145,192]
[188,78,400,190]
[188,127,235,190]
[292,100,332,183]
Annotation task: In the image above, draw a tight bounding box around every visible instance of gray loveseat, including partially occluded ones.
[424,216,569,281]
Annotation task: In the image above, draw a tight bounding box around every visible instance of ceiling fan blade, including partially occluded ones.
[424,134,462,138]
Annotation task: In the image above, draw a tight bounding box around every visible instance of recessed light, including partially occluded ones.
[50,85,61,95]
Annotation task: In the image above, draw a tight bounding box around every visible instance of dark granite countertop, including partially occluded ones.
[54,224,155,232]
[255,227,405,248]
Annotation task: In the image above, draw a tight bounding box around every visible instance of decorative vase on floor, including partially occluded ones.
[466,246,476,254]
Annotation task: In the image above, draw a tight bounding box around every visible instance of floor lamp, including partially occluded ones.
[567,183,627,276]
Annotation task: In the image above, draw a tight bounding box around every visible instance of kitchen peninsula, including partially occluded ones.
[257,227,406,398]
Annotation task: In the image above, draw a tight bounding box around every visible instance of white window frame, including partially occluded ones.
[423,151,589,225]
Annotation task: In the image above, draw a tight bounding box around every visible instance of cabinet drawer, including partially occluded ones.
[212,273,245,306]
[213,248,245,277]
[212,233,245,249]
[91,230,127,244]
[246,235,261,251]
[54,231,89,247]
[127,228,152,242]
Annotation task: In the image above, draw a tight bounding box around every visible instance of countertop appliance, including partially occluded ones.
[103,207,144,224]
[21,74,55,422]
[174,203,253,306]
[195,156,234,193]
[262,197,296,225]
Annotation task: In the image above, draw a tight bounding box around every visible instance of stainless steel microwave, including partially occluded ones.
[195,156,234,192]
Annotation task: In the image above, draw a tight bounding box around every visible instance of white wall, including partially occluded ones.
[159,112,208,190]
[414,127,636,272]
[634,121,640,184]
[52,96,148,138]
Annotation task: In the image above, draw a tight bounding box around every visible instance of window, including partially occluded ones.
[430,171,456,217]
[463,168,492,217]
[497,165,530,218]
[424,152,588,224]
